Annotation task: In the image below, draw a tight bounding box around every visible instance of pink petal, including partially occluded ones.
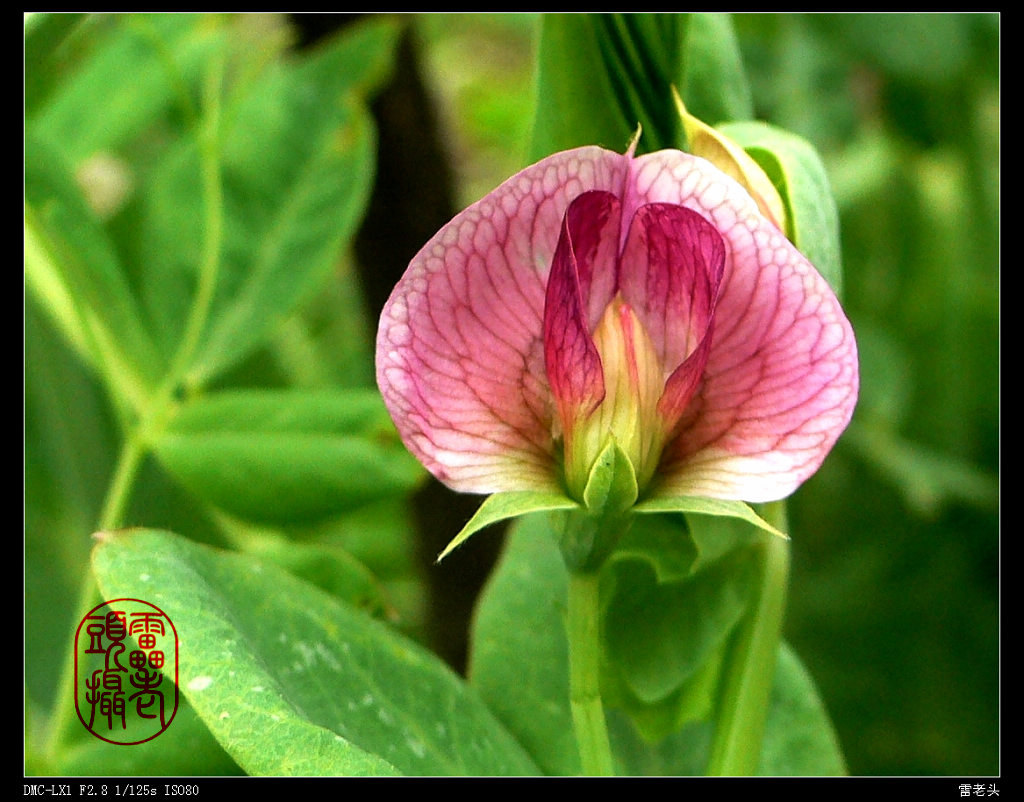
[617,202,726,428]
[543,191,621,437]
[376,148,629,493]
[630,150,858,501]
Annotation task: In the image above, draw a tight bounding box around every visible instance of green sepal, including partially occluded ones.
[582,438,639,519]
[559,439,639,572]
[436,490,579,563]
[633,495,788,540]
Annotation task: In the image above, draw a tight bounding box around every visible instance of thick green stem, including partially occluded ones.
[566,570,615,776]
[706,500,791,776]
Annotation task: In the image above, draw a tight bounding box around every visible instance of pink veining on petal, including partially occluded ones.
[630,150,858,501]
[543,192,620,437]
[378,141,857,503]
[617,202,726,429]
[376,148,629,494]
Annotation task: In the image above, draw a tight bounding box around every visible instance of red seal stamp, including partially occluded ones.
[74,598,179,744]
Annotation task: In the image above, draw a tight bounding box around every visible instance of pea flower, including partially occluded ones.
[376,140,857,520]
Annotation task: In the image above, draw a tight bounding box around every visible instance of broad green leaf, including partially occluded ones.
[530,13,686,159]
[24,300,121,722]
[602,643,726,745]
[25,133,162,410]
[470,513,846,775]
[530,13,752,160]
[29,14,222,163]
[677,12,753,125]
[468,514,581,775]
[50,696,241,776]
[302,501,428,637]
[602,545,757,706]
[139,17,398,384]
[717,120,844,297]
[154,389,424,524]
[609,511,699,585]
[91,528,539,776]
[599,512,760,740]
[437,490,579,563]
[212,514,394,618]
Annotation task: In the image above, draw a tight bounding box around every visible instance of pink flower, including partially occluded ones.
[376,143,857,507]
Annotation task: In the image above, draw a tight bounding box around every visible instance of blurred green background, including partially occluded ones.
[25,13,999,776]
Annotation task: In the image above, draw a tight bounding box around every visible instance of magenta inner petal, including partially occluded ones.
[543,192,622,429]
[562,190,622,329]
[617,203,725,426]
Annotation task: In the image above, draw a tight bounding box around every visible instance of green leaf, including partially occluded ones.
[25,133,162,410]
[140,17,399,383]
[529,14,686,159]
[50,696,241,776]
[634,494,788,540]
[609,511,699,584]
[598,512,760,740]
[24,13,89,114]
[212,514,395,618]
[24,300,122,729]
[154,389,424,524]
[468,514,581,775]
[29,14,223,162]
[469,513,845,775]
[437,490,579,563]
[717,120,844,297]
[757,645,847,775]
[529,13,754,160]
[91,528,539,776]
[602,544,757,707]
[678,13,753,125]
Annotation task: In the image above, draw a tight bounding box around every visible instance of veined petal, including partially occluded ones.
[630,150,858,501]
[543,191,621,438]
[376,147,629,494]
[617,203,725,428]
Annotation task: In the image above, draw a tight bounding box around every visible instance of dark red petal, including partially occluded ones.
[543,191,621,430]
[617,203,725,426]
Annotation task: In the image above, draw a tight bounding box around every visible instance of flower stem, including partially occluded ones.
[566,569,615,776]
[706,500,791,776]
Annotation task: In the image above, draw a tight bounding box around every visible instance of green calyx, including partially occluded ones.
[558,438,638,572]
